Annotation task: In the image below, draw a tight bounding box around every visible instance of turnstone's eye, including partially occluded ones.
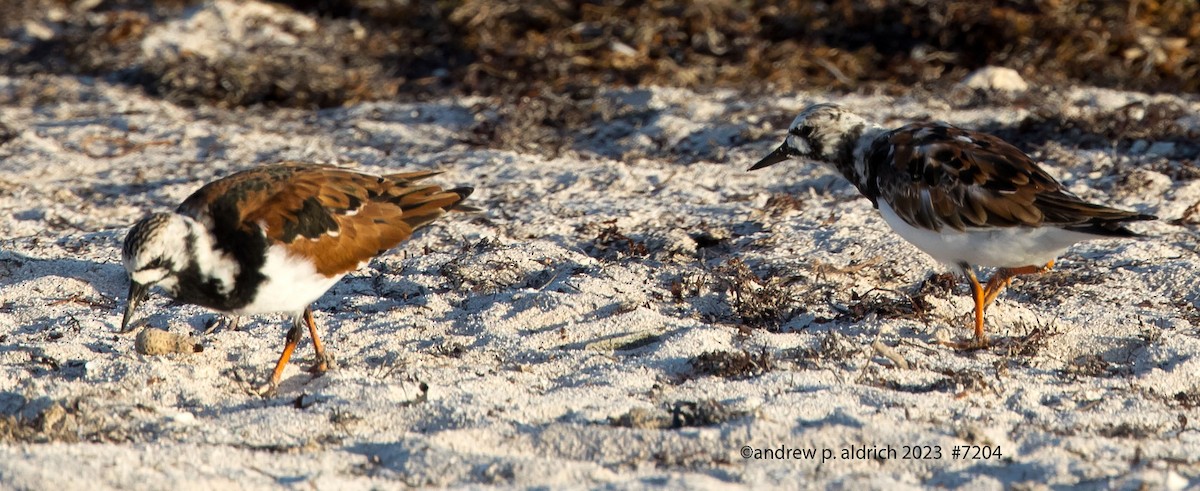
[789,126,814,138]
[143,258,168,271]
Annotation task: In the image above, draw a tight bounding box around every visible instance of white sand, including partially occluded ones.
[0,74,1198,489]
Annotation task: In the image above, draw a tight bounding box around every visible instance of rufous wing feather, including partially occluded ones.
[178,162,474,277]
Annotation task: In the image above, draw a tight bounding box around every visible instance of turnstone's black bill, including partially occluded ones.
[121,162,475,390]
[751,103,1156,347]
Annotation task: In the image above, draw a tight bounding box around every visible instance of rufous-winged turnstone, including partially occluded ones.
[121,162,475,390]
[750,103,1156,347]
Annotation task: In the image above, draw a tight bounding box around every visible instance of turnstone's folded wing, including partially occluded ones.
[870,123,1151,235]
[178,162,472,276]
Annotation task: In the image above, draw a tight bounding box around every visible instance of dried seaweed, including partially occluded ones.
[688,348,774,380]
[610,399,746,429]
[712,258,797,329]
[5,0,1199,110]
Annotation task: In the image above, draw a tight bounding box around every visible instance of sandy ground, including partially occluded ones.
[0,72,1198,490]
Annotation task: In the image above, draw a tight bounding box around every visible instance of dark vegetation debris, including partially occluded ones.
[687,348,774,380]
[1003,322,1063,359]
[0,122,17,148]
[712,258,796,329]
[761,193,806,216]
[1065,354,1124,378]
[583,219,649,261]
[1172,388,1200,409]
[4,0,1198,110]
[3,1,1197,161]
[867,368,993,395]
[1019,267,1108,306]
[840,288,924,323]
[781,330,860,369]
[610,399,746,429]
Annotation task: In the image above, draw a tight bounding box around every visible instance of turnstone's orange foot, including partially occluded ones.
[121,162,476,391]
[751,103,1156,344]
[253,383,279,398]
[307,357,333,375]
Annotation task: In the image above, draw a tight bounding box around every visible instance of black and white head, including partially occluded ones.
[121,212,192,331]
[749,103,874,171]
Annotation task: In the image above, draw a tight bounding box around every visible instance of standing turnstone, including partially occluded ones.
[121,162,475,389]
[750,103,1155,347]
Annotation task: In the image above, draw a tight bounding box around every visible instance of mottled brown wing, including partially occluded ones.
[869,123,1149,233]
[178,163,327,226]
[178,162,472,276]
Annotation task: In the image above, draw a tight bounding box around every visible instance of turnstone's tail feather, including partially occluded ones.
[1059,210,1158,238]
[445,187,481,212]
[1034,188,1158,233]
[388,185,475,232]
[383,169,443,182]
[382,170,477,211]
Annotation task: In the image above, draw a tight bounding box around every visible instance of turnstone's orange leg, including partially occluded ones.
[268,318,305,388]
[963,267,989,347]
[981,276,1013,310]
[981,260,1055,309]
[303,307,331,375]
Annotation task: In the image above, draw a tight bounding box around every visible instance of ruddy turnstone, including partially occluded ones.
[750,103,1155,346]
[121,162,475,389]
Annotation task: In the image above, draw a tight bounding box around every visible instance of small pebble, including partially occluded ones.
[135,328,203,356]
[166,411,196,424]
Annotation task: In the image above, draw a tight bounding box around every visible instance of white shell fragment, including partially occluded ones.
[960,66,1029,92]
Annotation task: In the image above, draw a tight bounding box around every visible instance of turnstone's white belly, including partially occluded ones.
[234,245,344,315]
[878,201,1092,268]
